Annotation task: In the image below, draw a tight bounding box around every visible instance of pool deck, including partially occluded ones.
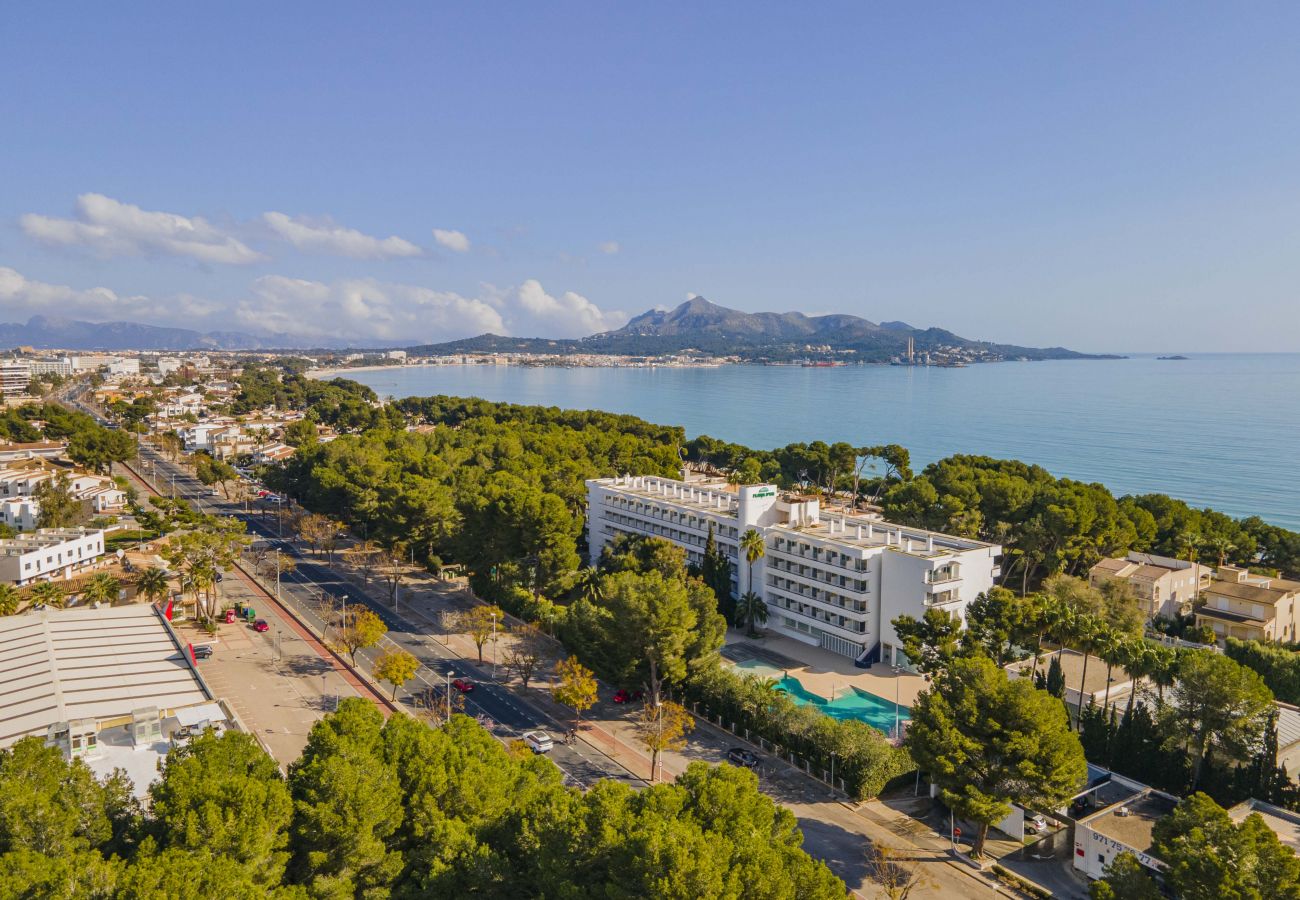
[725,631,928,707]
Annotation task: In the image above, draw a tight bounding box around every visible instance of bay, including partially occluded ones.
[337,353,1300,531]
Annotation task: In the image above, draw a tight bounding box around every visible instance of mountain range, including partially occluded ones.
[410,297,1114,362]
[1,300,1112,361]
[0,315,382,351]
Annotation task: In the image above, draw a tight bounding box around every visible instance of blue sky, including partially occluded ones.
[2,3,1298,351]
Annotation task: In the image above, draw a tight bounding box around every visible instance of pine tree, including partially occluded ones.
[1046,655,1066,698]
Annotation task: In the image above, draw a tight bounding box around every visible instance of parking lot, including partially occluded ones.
[173,570,360,766]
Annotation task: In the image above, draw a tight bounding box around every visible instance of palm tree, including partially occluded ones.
[80,573,121,607]
[0,583,20,616]
[1149,645,1179,708]
[1095,631,1127,715]
[739,528,765,598]
[1204,535,1236,568]
[135,566,172,605]
[1175,531,1202,563]
[575,566,603,604]
[1120,642,1155,721]
[30,581,66,609]
[1069,613,1102,727]
[737,591,768,637]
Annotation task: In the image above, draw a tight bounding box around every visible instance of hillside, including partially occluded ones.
[410,297,1116,362]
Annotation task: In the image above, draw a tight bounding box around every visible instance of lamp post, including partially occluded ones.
[490,611,498,681]
[445,669,454,721]
[892,665,902,740]
[830,751,837,797]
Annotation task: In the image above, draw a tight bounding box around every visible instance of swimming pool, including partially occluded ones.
[730,658,910,735]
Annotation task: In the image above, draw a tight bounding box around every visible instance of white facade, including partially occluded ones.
[156,357,182,376]
[586,475,1001,665]
[107,358,141,377]
[28,358,74,377]
[0,360,31,396]
[0,499,40,531]
[0,528,105,585]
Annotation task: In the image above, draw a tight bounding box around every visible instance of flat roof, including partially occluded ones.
[1087,792,1178,854]
[0,605,210,748]
[1230,799,1300,854]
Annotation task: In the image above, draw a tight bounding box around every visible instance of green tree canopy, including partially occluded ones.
[905,656,1087,857]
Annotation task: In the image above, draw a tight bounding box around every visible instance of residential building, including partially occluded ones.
[107,358,141,377]
[0,527,105,585]
[385,349,407,361]
[0,441,67,463]
[586,475,1001,666]
[28,357,74,377]
[1089,552,1212,620]
[0,359,31,396]
[156,357,182,376]
[69,354,118,372]
[0,499,40,531]
[1196,565,1300,643]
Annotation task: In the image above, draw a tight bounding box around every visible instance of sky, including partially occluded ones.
[2,3,1299,352]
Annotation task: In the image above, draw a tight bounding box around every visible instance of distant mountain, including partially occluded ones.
[0,315,380,351]
[411,297,1117,362]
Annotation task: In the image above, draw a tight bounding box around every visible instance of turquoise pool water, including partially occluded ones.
[730,658,910,735]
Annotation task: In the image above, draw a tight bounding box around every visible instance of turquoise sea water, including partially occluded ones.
[342,354,1300,531]
[729,658,910,733]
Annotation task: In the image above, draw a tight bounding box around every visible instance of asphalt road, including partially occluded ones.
[133,442,636,789]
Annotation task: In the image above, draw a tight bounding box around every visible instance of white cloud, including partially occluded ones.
[433,228,471,252]
[20,194,264,265]
[0,267,221,323]
[503,279,628,336]
[240,275,505,342]
[262,212,421,259]
[686,292,700,300]
[0,265,625,344]
[598,240,621,255]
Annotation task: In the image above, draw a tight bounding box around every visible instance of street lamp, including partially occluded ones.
[892,665,902,740]
[830,751,836,796]
[490,611,498,681]
[445,669,454,721]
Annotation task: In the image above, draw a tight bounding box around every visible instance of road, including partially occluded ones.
[70,384,1016,898]
[128,441,637,789]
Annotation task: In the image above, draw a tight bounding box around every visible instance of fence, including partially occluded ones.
[689,700,849,796]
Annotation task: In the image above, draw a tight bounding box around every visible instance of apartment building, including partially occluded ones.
[1196,565,1300,643]
[586,475,1001,666]
[0,499,40,531]
[28,357,74,377]
[0,359,31,397]
[1089,552,1212,620]
[0,528,105,585]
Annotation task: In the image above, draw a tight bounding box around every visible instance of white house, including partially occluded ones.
[0,499,40,531]
[586,476,1001,666]
[0,528,105,585]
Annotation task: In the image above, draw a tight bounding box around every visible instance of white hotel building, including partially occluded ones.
[586,475,1001,667]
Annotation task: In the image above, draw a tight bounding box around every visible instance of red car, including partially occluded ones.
[452,678,475,693]
[613,689,645,704]
[253,619,270,633]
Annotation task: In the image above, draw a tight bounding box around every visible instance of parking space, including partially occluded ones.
[174,573,360,766]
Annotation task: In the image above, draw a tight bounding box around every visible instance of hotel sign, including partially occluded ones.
[751,488,776,498]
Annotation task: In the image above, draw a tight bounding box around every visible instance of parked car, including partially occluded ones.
[523,731,554,753]
[253,619,270,633]
[192,645,214,660]
[452,678,475,693]
[1026,814,1050,834]
[726,747,760,769]
[613,689,645,704]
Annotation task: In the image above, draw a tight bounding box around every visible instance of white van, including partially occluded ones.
[523,730,554,753]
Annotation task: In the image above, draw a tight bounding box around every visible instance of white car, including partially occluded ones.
[523,730,554,753]
[1026,814,1050,834]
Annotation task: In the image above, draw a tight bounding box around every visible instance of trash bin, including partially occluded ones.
[223,609,236,624]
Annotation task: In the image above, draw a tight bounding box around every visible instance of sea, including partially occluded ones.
[337,354,1300,532]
